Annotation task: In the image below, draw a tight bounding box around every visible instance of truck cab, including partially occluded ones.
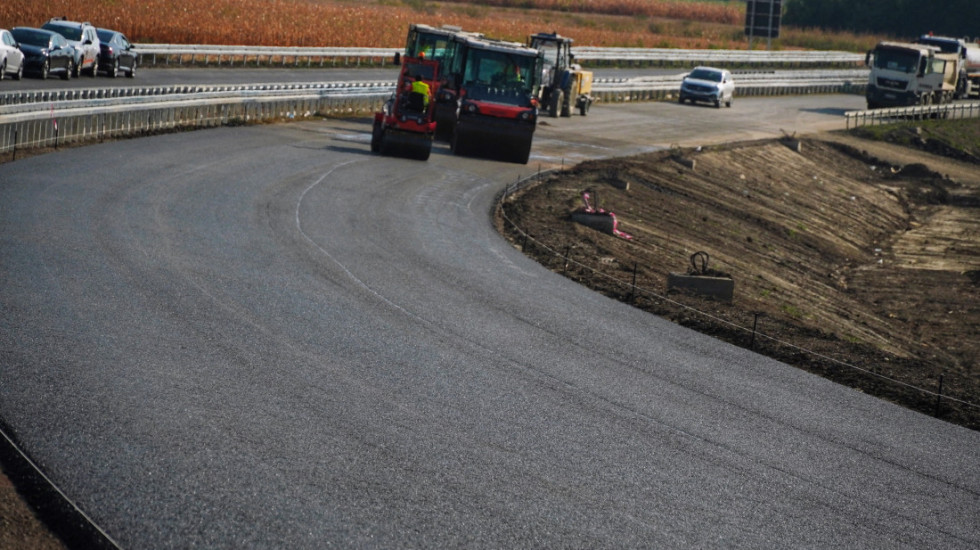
[865,41,951,109]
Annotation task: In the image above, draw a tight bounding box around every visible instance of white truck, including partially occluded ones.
[914,34,974,99]
[965,43,980,99]
[865,41,958,109]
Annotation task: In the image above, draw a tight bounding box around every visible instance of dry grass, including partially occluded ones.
[0,0,883,52]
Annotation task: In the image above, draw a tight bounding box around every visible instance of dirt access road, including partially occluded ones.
[499,126,979,429]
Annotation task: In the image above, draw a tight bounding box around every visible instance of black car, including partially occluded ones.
[11,27,74,80]
[96,28,136,78]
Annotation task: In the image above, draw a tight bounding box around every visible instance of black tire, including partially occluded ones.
[714,99,721,109]
[560,91,571,117]
[15,61,23,80]
[548,90,563,118]
[415,139,432,161]
[108,59,118,78]
[726,96,733,108]
[579,100,589,116]
[126,61,136,78]
[39,60,49,80]
[62,60,72,81]
[370,120,382,153]
[89,56,99,76]
[513,141,531,165]
[72,57,81,78]
[451,129,469,157]
[0,60,5,81]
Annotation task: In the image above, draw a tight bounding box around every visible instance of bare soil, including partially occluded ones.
[497,130,980,430]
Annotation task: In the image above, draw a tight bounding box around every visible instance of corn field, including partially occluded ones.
[0,0,879,51]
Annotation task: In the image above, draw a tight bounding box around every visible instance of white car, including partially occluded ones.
[0,28,25,80]
[679,66,734,108]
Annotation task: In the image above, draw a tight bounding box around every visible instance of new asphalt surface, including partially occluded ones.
[1,93,978,548]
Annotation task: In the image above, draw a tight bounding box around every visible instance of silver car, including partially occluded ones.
[679,66,735,108]
[41,18,100,77]
[0,28,25,80]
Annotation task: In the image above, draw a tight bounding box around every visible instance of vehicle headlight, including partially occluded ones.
[519,110,535,122]
[464,102,478,114]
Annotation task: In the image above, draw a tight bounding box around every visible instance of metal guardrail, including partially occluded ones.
[133,44,402,67]
[0,88,388,156]
[131,44,865,68]
[572,47,864,66]
[0,71,885,156]
[0,71,867,108]
[845,102,980,128]
[0,82,395,111]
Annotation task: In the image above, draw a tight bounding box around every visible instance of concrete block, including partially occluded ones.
[782,138,803,153]
[571,212,615,233]
[673,156,696,170]
[667,273,734,301]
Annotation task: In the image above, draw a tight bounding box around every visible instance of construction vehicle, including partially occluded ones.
[914,34,972,99]
[402,24,482,139]
[529,32,594,117]
[967,43,980,99]
[448,35,543,164]
[371,56,439,160]
[864,41,958,109]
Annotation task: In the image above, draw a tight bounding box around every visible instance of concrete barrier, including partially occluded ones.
[667,273,735,302]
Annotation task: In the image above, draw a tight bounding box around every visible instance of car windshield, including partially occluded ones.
[874,48,919,73]
[404,61,435,81]
[12,29,51,47]
[96,29,114,41]
[461,48,538,105]
[688,69,722,82]
[45,24,81,41]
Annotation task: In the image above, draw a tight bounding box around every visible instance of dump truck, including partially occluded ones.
[371,56,439,160]
[865,41,958,109]
[528,32,594,117]
[914,34,972,99]
[448,35,543,164]
[402,24,482,139]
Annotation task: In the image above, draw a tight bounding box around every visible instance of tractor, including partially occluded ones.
[529,32,594,117]
[371,56,440,160]
[402,24,483,140]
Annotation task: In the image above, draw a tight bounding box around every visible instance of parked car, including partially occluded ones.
[679,66,735,108]
[96,28,136,78]
[41,17,99,77]
[1,28,26,80]
[10,27,75,80]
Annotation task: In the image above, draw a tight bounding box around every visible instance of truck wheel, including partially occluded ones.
[370,119,382,153]
[548,90,563,118]
[560,92,571,117]
[579,100,589,116]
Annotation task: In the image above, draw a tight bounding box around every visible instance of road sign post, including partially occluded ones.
[745,0,782,51]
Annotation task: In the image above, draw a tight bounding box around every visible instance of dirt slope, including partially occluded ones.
[498,133,979,429]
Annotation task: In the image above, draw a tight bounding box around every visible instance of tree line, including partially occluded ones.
[783,0,980,40]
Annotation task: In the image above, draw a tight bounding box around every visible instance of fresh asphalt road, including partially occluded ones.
[1,92,978,548]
